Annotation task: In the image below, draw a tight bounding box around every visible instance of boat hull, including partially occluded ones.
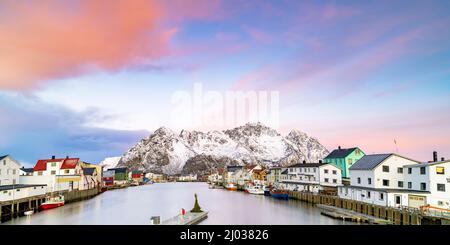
[226,187,238,191]
[39,202,64,211]
[270,193,289,200]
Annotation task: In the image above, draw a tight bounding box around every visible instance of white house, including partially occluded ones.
[338,153,435,209]
[281,162,342,194]
[20,156,83,193]
[0,155,20,186]
[223,166,244,185]
[402,160,450,211]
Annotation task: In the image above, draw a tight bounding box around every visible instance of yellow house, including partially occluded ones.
[82,162,103,187]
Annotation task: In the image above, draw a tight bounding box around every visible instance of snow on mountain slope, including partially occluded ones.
[99,156,121,170]
[118,122,329,175]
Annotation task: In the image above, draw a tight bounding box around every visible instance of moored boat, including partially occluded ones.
[225,183,238,191]
[246,185,265,195]
[39,195,65,211]
[270,189,289,200]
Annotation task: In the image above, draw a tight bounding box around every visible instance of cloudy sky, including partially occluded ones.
[1,0,449,166]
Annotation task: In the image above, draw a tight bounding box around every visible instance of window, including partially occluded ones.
[13,179,16,185]
[325,178,329,183]
[436,167,445,175]
[408,182,412,189]
[65,170,70,174]
[348,159,353,165]
[395,196,401,205]
[437,184,446,192]
[420,183,426,191]
[382,166,389,172]
[324,169,329,174]
[438,201,444,206]
[12,169,16,175]
[420,167,426,175]
[0,169,1,174]
[313,168,316,173]
[357,177,361,184]
[3,190,7,194]
[355,149,361,155]
[408,168,412,174]
[38,171,43,176]
[51,162,56,167]
[397,168,403,174]
[382,179,389,187]
[398,181,404,188]
[367,191,371,198]
[332,170,337,175]
[379,193,384,200]
[16,189,20,192]
[368,178,372,185]
[3,160,5,165]
[333,179,337,184]
[51,170,56,175]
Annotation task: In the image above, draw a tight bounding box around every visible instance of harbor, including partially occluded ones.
[2,182,344,225]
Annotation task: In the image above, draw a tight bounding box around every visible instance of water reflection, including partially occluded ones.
[5,182,348,225]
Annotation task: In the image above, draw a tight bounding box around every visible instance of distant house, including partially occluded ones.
[324,146,365,179]
[102,170,115,187]
[130,170,144,183]
[281,162,343,195]
[108,167,128,185]
[0,155,20,186]
[81,168,98,190]
[81,162,103,187]
[267,167,287,187]
[223,165,244,185]
[20,167,34,176]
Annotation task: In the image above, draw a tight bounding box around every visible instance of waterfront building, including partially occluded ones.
[402,159,450,211]
[208,168,224,185]
[324,146,365,179]
[338,153,426,208]
[81,168,98,190]
[178,174,198,182]
[223,165,244,185]
[145,173,167,183]
[102,170,115,187]
[267,167,287,186]
[247,165,267,185]
[280,162,343,195]
[131,170,144,183]
[0,184,47,202]
[20,156,83,193]
[0,155,20,186]
[108,167,129,185]
[81,162,103,187]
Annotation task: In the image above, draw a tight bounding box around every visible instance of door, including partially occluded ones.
[408,195,426,208]
[395,195,402,207]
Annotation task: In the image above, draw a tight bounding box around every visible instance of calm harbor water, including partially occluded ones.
[4,182,346,225]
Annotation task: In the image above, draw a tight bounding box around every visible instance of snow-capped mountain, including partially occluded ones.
[118,122,329,175]
[99,156,121,170]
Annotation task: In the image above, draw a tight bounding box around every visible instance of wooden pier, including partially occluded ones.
[317,204,393,224]
[287,191,424,225]
[0,195,47,223]
[160,211,209,225]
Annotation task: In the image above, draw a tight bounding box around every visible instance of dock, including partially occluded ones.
[160,211,209,225]
[317,204,393,225]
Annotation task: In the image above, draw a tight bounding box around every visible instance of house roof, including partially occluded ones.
[404,159,450,168]
[227,165,243,172]
[349,154,392,170]
[34,157,80,171]
[0,155,8,161]
[83,168,96,175]
[288,163,327,168]
[281,169,288,174]
[109,167,127,173]
[324,148,358,159]
[0,184,46,191]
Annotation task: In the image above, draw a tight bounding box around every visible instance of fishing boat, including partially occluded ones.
[225,183,238,191]
[247,185,265,195]
[270,189,289,200]
[39,195,65,211]
[24,210,34,216]
[264,186,271,196]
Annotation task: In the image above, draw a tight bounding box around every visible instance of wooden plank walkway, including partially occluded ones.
[317,204,393,225]
[161,211,209,225]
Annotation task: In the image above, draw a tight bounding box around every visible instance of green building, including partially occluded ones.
[324,147,365,179]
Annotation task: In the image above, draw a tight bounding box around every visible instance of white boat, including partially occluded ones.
[24,210,34,216]
[247,185,265,195]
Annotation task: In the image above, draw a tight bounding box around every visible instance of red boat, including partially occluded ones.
[39,195,65,211]
[225,183,238,191]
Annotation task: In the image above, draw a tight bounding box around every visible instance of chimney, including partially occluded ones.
[441,157,445,161]
[338,146,341,150]
[302,160,306,164]
[51,155,55,159]
[66,156,69,159]
[433,151,438,162]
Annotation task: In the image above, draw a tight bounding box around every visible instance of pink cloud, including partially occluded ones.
[0,0,222,91]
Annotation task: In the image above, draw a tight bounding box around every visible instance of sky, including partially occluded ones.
[1,0,450,166]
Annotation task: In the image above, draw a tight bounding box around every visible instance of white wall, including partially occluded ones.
[0,185,46,202]
[0,156,21,186]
